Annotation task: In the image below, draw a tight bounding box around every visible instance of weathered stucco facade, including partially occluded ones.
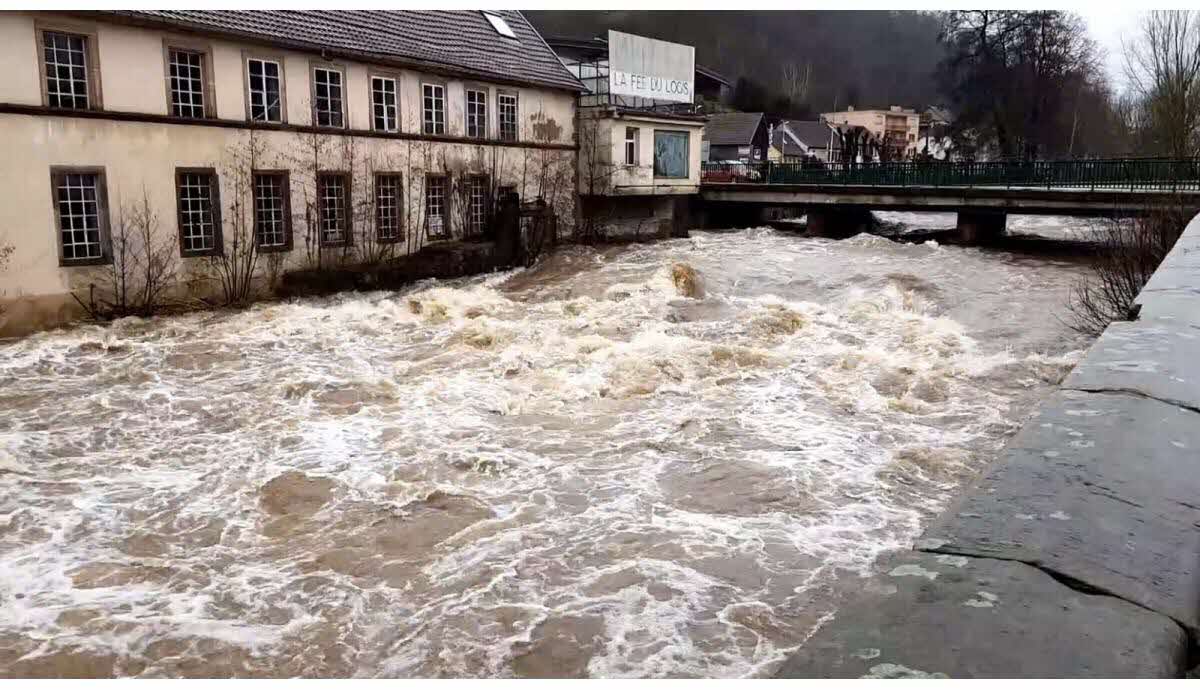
[0,11,579,336]
[576,109,704,239]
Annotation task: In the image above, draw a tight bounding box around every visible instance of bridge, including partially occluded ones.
[698,158,1200,242]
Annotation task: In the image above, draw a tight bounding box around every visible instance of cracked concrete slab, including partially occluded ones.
[1064,319,1200,411]
[922,389,1200,634]
[774,551,1188,678]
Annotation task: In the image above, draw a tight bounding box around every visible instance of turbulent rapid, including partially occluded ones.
[0,223,1094,677]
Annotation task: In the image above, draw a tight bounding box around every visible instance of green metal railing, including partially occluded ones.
[699,158,1200,192]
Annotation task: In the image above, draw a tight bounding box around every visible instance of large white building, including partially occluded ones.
[0,10,583,336]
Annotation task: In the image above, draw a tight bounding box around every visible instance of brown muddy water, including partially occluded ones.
[0,222,1095,677]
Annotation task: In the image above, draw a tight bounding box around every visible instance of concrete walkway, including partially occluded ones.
[776,213,1200,678]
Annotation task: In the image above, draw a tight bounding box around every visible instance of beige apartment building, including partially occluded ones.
[822,105,920,159]
[0,10,582,335]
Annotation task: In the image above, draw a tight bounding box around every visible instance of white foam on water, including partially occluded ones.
[0,224,1093,677]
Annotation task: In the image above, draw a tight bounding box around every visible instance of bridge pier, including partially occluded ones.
[956,211,1007,244]
[806,207,873,238]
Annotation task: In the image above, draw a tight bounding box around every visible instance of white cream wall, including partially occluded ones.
[594,117,703,194]
[0,115,574,302]
[0,14,43,105]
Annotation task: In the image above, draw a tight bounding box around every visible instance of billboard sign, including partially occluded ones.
[608,30,695,104]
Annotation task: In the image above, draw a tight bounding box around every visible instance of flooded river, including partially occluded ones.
[0,222,1094,677]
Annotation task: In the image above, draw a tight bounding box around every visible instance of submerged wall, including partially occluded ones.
[777,212,1200,678]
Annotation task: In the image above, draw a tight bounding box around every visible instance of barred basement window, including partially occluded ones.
[253,172,290,250]
[425,175,448,238]
[312,66,344,128]
[372,76,398,132]
[422,83,445,135]
[176,169,221,256]
[247,58,282,122]
[467,175,489,237]
[168,49,206,118]
[43,31,91,110]
[466,88,487,139]
[498,92,518,142]
[374,174,403,242]
[52,169,108,264]
[318,173,350,246]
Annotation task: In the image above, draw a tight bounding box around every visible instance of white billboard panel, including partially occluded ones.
[608,30,695,104]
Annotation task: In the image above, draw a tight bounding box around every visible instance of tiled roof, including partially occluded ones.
[773,120,836,149]
[701,111,764,146]
[106,10,584,92]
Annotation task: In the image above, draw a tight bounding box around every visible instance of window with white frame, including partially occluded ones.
[422,83,445,135]
[168,49,206,118]
[371,76,398,132]
[253,172,289,249]
[313,66,344,128]
[176,170,220,256]
[318,173,349,245]
[425,175,448,238]
[43,31,92,110]
[498,92,518,141]
[466,88,487,139]
[52,170,107,263]
[374,174,403,242]
[624,127,639,166]
[467,175,489,237]
[246,58,282,122]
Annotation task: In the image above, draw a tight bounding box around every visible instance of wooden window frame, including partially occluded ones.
[35,20,103,111]
[242,51,287,124]
[369,71,401,133]
[310,60,348,129]
[174,167,224,258]
[497,90,519,143]
[424,173,451,240]
[316,171,352,247]
[373,172,405,243]
[252,169,293,253]
[421,79,447,136]
[624,126,639,167]
[464,84,489,140]
[161,36,217,119]
[49,165,111,267]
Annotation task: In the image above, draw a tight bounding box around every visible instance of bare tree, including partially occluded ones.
[1124,10,1200,158]
[206,129,267,306]
[1066,207,1189,336]
[71,188,178,319]
[576,116,619,243]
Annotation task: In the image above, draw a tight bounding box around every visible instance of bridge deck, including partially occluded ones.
[700,183,1200,215]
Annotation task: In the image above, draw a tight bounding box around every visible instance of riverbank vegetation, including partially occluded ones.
[1067,209,1190,336]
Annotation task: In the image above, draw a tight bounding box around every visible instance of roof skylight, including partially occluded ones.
[483,12,517,39]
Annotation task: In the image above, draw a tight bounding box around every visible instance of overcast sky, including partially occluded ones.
[1079,8,1142,90]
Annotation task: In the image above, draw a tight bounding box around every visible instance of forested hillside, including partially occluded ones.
[524,10,945,116]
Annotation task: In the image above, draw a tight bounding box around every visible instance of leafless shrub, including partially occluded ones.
[0,237,13,316]
[71,188,178,320]
[1066,208,1189,336]
[206,130,267,306]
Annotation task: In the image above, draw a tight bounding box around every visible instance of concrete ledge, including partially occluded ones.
[777,211,1200,677]
[776,551,1188,678]
[922,390,1200,634]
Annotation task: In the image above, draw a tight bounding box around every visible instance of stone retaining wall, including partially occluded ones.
[777,212,1200,678]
